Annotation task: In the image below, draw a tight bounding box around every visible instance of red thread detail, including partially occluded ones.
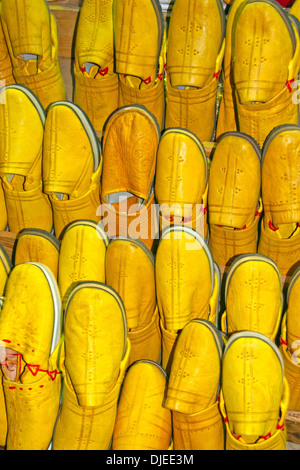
[9,387,16,390]
[80,65,86,73]
[183,217,193,223]
[201,206,208,215]
[99,67,108,76]
[157,73,163,81]
[260,432,271,440]
[280,336,288,346]
[39,385,44,388]
[164,63,167,71]
[236,225,247,231]
[143,77,152,85]
[268,220,279,232]
[214,70,221,79]
[286,78,295,92]
[165,216,174,223]
[2,339,11,343]
[232,431,241,440]
[27,364,40,377]
[224,417,228,423]
[277,423,285,431]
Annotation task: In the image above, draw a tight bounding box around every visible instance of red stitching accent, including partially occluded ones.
[157,73,163,81]
[286,78,295,93]
[236,225,247,231]
[280,336,288,347]
[2,339,11,343]
[143,77,152,85]
[80,65,86,73]
[214,70,221,79]
[27,364,62,381]
[260,432,272,440]
[277,423,285,431]
[99,67,108,76]
[268,220,279,232]
[183,216,193,224]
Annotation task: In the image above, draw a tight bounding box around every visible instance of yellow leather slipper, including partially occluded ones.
[208,132,261,268]
[43,101,103,239]
[279,267,300,411]
[0,262,62,450]
[114,0,166,129]
[58,220,108,310]
[53,282,130,450]
[0,18,14,86]
[112,360,172,450]
[156,226,220,371]
[0,181,7,231]
[1,0,66,110]
[106,237,161,366]
[165,0,225,142]
[232,0,300,148]
[165,319,226,450]
[221,331,289,450]
[0,85,53,234]
[13,229,60,279]
[0,243,11,296]
[101,105,160,249]
[73,0,119,138]
[155,128,209,241]
[259,125,300,277]
[221,254,283,342]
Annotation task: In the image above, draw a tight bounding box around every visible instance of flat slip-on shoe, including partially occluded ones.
[0,19,14,87]
[58,220,108,310]
[232,0,300,148]
[0,181,7,231]
[208,132,261,267]
[155,128,209,241]
[73,0,119,138]
[53,282,130,450]
[0,85,53,233]
[1,0,66,109]
[13,229,60,279]
[0,262,63,450]
[156,226,220,370]
[165,0,225,142]
[100,105,160,249]
[221,254,283,342]
[220,331,289,450]
[165,319,226,450]
[0,243,11,297]
[43,101,102,239]
[105,237,161,366]
[216,0,246,138]
[279,268,300,411]
[112,360,172,450]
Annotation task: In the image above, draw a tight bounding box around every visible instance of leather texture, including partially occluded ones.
[0,85,53,233]
[155,128,208,241]
[222,254,283,341]
[0,19,14,86]
[0,182,7,231]
[0,244,11,296]
[232,0,300,147]
[14,229,60,279]
[43,101,102,239]
[280,313,300,411]
[1,0,66,109]
[112,360,172,450]
[58,221,108,309]
[73,0,119,138]
[221,332,288,446]
[53,336,131,450]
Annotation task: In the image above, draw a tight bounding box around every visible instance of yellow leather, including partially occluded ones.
[117,29,166,130]
[290,0,300,23]
[220,378,289,450]
[221,331,287,445]
[114,0,165,89]
[0,244,11,297]
[100,191,158,251]
[0,181,7,231]
[166,319,225,414]
[208,132,261,229]
[112,360,172,450]
[286,268,300,362]
[3,340,62,450]
[58,220,108,309]
[216,0,246,138]
[63,282,127,408]
[0,369,7,448]
[155,128,208,241]
[156,226,216,333]
[101,105,160,249]
[165,47,225,143]
[0,263,62,384]
[73,0,119,138]
[43,101,103,239]
[172,402,225,450]
[14,229,60,279]
[1,0,66,109]
[167,0,225,89]
[53,332,131,450]
[0,19,14,86]
[258,215,300,278]
[222,254,282,341]
[101,105,160,203]
[232,1,300,148]
[105,237,160,365]
[0,85,53,233]
[280,313,300,411]
[165,0,225,142]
